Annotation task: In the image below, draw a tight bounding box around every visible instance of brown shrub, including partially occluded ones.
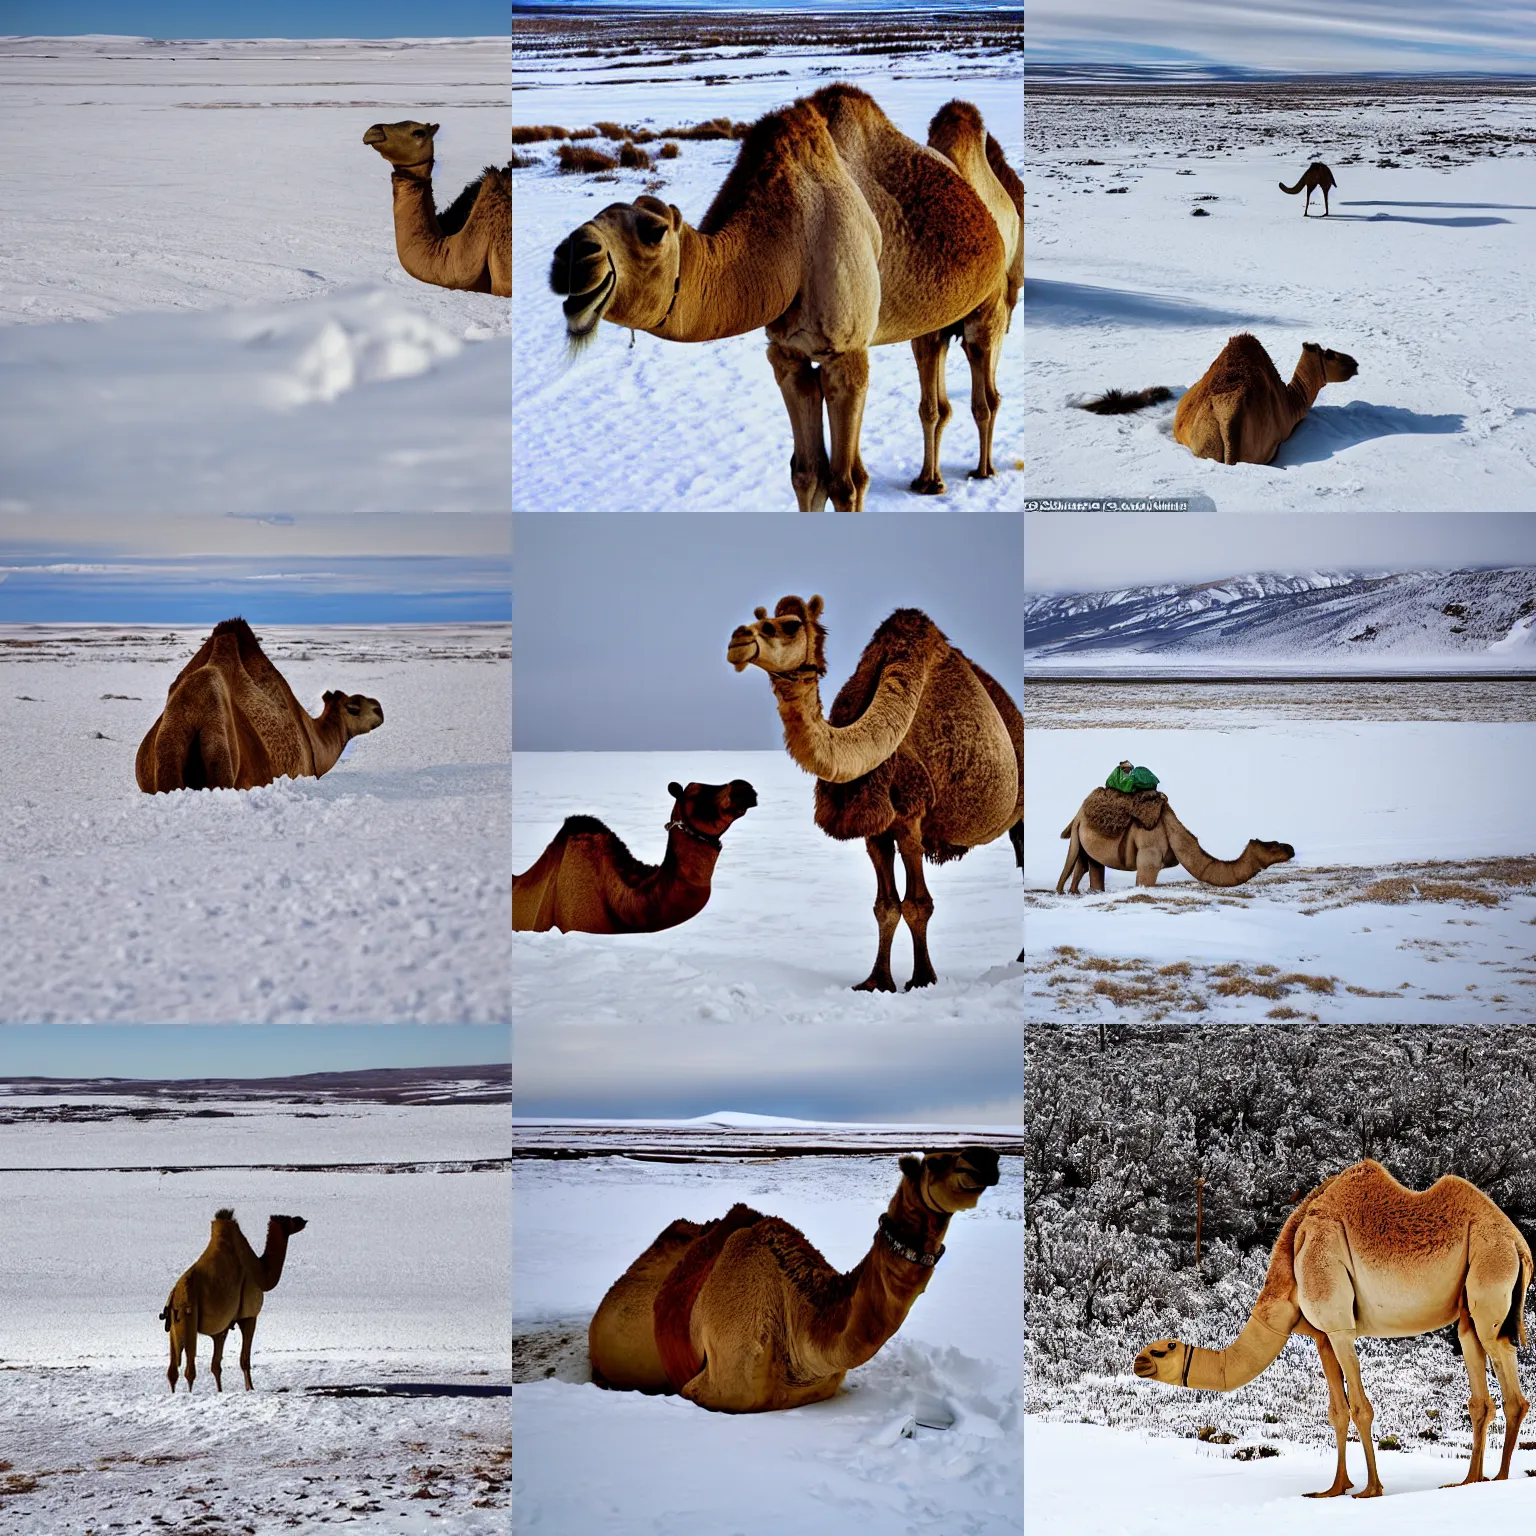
[1358,878,1500,907]
[511,124,569,144]
[662,117,745,140]
[1157,962,1192,977]
[593,120,628,138]
[619,142,652,169]
[558,144,619,174]
[1213,976,1284,1000]
[1276,973,1337,995]
[508,150,537,169]
[568,127,599,141]
[659,141,680,159]
[631,128,656,144]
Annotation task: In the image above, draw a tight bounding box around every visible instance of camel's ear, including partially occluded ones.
[753,606,767,620]
[426,123,440,137]
[635,207,670,246]
[807,595,824,622]
[1302,341,1321,353]
[667,781,683,798]
[667,203,683,231]
[899,1154,923,1182]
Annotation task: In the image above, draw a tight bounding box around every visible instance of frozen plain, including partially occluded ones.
[0,1093,510,1532]
[1024,722,1536,1022]
[0,38,510,513]
[1026,84,1536,510]
[513,751,1024,1119]
[0,625,510,1023]
[511,24,1024,512]
[514,1142,1023,1535]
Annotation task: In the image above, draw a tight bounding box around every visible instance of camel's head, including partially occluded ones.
[1246,838,1296,870]
[727,596,827,677]
[901,1147,1002,1214]
[1133,1338,1191,1384]
[363,119,439,168]
[269,1215,308,1236]
[323,691,385,740]
[667,779,758,839]
[1302,342,1358,384]
[549,196,684,350]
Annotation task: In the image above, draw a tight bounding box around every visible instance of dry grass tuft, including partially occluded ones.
[619,142,652,169]
[508,150,538,169]
[558,144,620,174]
[1276,973,1337,995]
[593,120,628,138]
[659,141,680,159]
[1359,878,1501,907]
[1158,961,1193,977]
[511,124,569,144]
[662,117,748,140]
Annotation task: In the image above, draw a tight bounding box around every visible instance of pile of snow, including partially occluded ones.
[0,624,509,1023]
[1024,568,1536,663]
[515,1147,1021,1534]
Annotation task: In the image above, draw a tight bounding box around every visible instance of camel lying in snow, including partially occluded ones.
[136,618,383,792]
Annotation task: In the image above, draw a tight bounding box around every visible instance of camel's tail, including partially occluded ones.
[1500,1255,1530,1347]
[1078,387,1172,416]
[159,1305,172,1332]
[1278,178,1305,194]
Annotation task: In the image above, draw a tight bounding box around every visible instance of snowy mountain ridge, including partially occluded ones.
[1024,568,1536,660]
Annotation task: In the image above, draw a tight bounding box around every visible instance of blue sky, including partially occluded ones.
[0,553,511,623]
[513,513,1022,751]
[3,1,504,37]
[1026,512,1536,591]
[1029,0,1536,74]
[0,1025,509,1078]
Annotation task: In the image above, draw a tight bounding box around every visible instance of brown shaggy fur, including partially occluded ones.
[652,1204,767,1390]
[438,167,512,237]
[559,143,620,174]
[1079,786,1168,839]
[1079,386,1173,415]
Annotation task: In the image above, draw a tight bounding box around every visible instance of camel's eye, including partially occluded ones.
[761,622,777,637]
[781,619,799,636]
[636,215,668,246]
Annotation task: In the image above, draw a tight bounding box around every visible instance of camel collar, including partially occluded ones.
[1181,1342,1195,1388]
[665,816,722,852]
[656,243,682,329]
[878,1214,944,1268]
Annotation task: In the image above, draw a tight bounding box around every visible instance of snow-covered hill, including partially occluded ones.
[1024,567,1536,662]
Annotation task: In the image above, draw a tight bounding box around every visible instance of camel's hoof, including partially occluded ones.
[904,973,937,991]
[909,476,946,496]
[1304,1490,1349,1500]
[966,467,996,481]
[852,975,897,994]
[1352,1487,1384,1500]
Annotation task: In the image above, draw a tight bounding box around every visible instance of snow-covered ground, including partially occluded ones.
[1024,723,1536,1021]
[513,751,1023,1119]
[0,37,509,512]
[0,624,509,1023]
[1026,83,1536,510]
[0,1093,510,1531]
[511,17,1023,511]
[1026,1420,1536,1534]
[514,1139,1022,1534]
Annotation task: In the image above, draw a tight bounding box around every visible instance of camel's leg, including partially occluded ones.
[894,825,937,991]
[767,341,830,512]
[1326,1335,1383,1498]
[1487,1334,1528,1481]
[1322,185,1330,217]
[1057,823,1083,894]
[961,298,1006,481]
[209,1328,228,1393]
[853,831,901,993]
[1449,1304,1494,1485]
[1080,857,1105,894]
[1008,818,1023,870]
[167,1325,182,1392]
[237,1315,257,1391]
[820,349,871,512]
[1304,1334,1355,1497]
[909,332,952,495]
[1461,1257,1530,1482]
[182,1327,197,1394]
[1134,844,1163,887]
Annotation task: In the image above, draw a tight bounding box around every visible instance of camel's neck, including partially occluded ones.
[643,220,799,343]
[1283,351,1329,423]
[658,821,724,889]
[606,822,721,929]
[1161,810,1262,887]
[767,659,927,786]
[305,704,352,778]
[258,1220,293,1291]
[388,162,452,279]
[805,1176,951,1376]
[1183,1296,1297,1391]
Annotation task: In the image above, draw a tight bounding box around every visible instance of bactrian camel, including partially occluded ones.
[1279,161,1337,216]
[589,1147,1000,1412]
[364,120,511,296]
[512,779,758,932]
[550,85,1023,511]
[136,618,383,792]
[1057,786,1293,893]
[1174,333,1359,465]
[161,1208,307,1393]
[729,596,1022,990]
[1135,1161,1531,1500]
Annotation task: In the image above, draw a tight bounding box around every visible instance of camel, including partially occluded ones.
[549,85,1022,510]
[136,618,383,793]
[1173,333,1359,465]
[728,596,1022,990]
[160,1209,307,1393]
[363,120,510,296]
[1135,1161,1531,1499]
[512,779,758,933]
[589,1147,1000,1411]
[1057,786,1293,893]
[1279,161,1337,216]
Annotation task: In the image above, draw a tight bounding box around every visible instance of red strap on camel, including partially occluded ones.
[652,1203,765,1391]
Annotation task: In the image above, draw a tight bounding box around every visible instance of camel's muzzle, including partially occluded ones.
[363,124,387,146]
[727,780,758,814]
[1133,1354,1157,1378]
[726,629,758,672]
[959,1146,1001,1187]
